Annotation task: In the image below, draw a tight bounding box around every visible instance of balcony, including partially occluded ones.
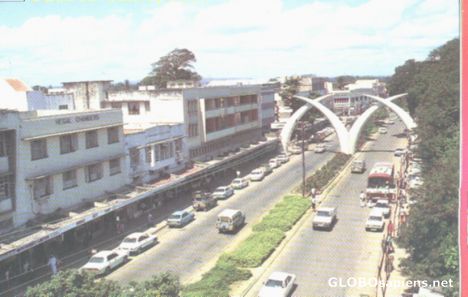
[205,121,259,142]
[205,103,258,119]
[0,198,13,214]
[0,156,9,175]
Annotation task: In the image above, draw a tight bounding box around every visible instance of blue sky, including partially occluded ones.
[0,0,459,86]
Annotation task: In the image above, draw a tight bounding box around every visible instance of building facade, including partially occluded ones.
[62,80,112,110]
[124,123,186,185]
[0,109,128,233]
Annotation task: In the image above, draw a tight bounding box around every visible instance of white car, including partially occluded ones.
[378,127,388,134]
[258,272,296,297]
[269,158,281,169]
[374,200,391,218]
[276,154,289,164]
[118,232,157,255]
[365,209,385,232]
[314,143,326,153]
[250,168,266,181]
[80,250,128,276]
[212,186,234,200]
[312,207,337,231]
[231,177,249,189]
[289,145,302,155]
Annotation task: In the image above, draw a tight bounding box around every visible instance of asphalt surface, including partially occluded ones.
[246,120,408,297]
[107,137,340,284]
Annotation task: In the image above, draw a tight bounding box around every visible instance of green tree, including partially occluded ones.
[396,38,459,297]
[279,77,301,112]
[141,48,202,88]
[334,75,355,90]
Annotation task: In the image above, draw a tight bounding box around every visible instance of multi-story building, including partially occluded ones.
[106,82,277,161]
[0,108,127,233]
[330,90,372,115]
[124,122,186,184]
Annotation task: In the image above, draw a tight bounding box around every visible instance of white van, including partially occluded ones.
[216,209,245,233]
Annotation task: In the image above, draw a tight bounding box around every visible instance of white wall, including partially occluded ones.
[0,80,28,111]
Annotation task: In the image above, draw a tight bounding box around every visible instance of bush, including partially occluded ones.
[182,258,251,297]
[223,229,285,267]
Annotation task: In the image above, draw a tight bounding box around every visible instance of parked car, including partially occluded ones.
[365,209,385,232]
[276,154,290,163]
[216,209,245,233]
[378,127,388,134]
[167,210,194,228]
[192,191,217,211]
[350,160,366,173]
[231,177,249,190]
[394,148,406,157]
[258,272,296,297]
[374,200,391,218]
[409,175,424,189]
[312,207,337,231]
[269,158,281,169]
[314,143,326,153]
[250,168,266,181]
[289,145,302,155]
[385,119,395,125]
[79,250,128,276]
[260,163,273,175]
[118,232,157,255]
[212,186,234,200]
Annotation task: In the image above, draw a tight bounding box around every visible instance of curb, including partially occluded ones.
[235,134,378,297]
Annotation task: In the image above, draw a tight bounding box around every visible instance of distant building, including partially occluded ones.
[0,109,127,233]
[124,122,186,185]
[344,79,387,97]
[62,80,112,110]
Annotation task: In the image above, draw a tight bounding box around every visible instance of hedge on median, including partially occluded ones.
[299,152,350,194]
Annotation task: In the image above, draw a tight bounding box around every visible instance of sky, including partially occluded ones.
[0,0,459,86]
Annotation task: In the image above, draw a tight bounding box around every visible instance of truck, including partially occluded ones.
[192,191,217,211]
[366,162,397,205]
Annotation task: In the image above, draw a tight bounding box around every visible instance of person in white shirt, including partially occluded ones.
[48,255,58,275]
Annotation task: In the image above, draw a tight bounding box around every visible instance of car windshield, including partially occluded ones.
[169,214,181,220]
[123,237,137,243]
[265,279,283,288]
[375,203,388,208]
[219,217,231,223]
[252,170,262,174]
[233,179,241,183]
[317,211,331,217]
[89,257,104,263]
[370,216,382,221]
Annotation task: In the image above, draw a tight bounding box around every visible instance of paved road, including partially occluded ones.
[246,120,408,297]
[107,137,340,284]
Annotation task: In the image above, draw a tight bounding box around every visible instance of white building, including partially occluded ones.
[124,123,186,184]
[62,80,112,110]
[106,82,277,161]
[344,79,387,97]
[0,109,127,233]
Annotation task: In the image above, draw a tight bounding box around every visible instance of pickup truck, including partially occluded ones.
[192,191,217,211]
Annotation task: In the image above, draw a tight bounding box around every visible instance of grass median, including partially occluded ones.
[183,154,351,297]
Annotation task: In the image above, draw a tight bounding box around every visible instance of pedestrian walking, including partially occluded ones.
[310,188,317,210]
[387,220,395,237]
[359,191,366,207]
[48,255,58,275]
[147,213,155,227]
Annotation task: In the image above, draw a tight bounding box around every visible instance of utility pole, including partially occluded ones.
[300,121,306,197]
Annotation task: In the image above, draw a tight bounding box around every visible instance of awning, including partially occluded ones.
[25,153,126,181]
[136,136,184,149]
[22,123,123,141]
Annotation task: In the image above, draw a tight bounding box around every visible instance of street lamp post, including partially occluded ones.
[300,121,306,197]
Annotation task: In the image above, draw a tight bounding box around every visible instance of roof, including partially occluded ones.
[369,208,384,215]
[218,209,240,217]
[62,80,112,84]
[93,250,115,257]
[369,162,394,177]
[268,271,294,281]
[125,232,145,238]
[2,78,30,92]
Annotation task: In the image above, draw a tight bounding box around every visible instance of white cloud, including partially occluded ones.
[0,0,459,85]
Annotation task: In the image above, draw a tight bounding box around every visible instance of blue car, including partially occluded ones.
[167,210,194,228]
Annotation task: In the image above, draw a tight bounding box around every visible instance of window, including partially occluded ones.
[86,163,103,183]
[33,176,53,199]
[109,158,121,176]
[0,133,6,157]
[107,127,120,144]
[62,170,77,190]
[188,124,198,137]
[111,102,122,109]
[58,105,68,110]
[0,175,11,201]
[60,134,78,154]
[31,139,48,160]
[128,102,140,115]
[144,102,151,112]
[129,147,140,167]
[85,130,99,149]
[145,146,152,163]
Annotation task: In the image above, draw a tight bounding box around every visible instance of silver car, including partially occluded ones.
[167,210,194,228]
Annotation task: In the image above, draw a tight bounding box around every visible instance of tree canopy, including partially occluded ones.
[141,48,202,88]
[25,270,181,297]
[392,38,459,297]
